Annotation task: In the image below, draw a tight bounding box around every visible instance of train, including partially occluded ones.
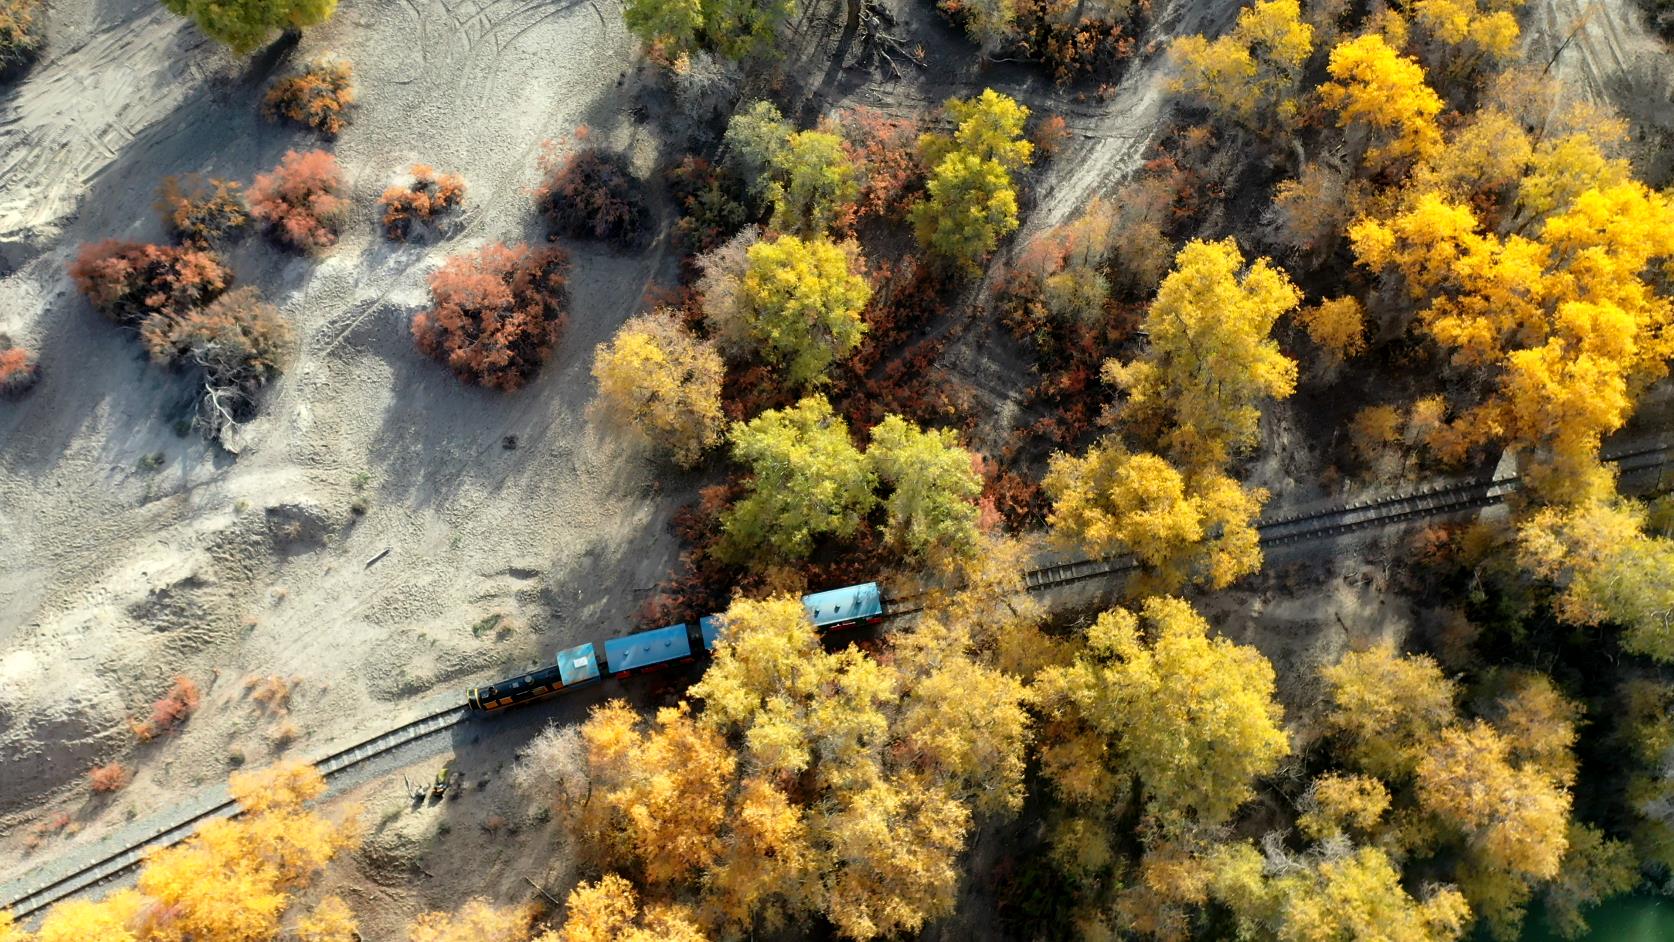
[465,582,885,712]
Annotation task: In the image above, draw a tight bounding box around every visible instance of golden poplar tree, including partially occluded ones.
[1317,33,1444,168]
[1106,238,1300,468]
[591,310,725,467]
[1170,0,1314,129]
[1031,597,1290,830]
[1043,443,1266,591]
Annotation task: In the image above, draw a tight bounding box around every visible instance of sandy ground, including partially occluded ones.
[0,0,695,873]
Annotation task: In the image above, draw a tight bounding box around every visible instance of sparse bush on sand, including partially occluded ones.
[132,675,201,740]
[379,164,467,241]
[89,762,132,793]
[0,0,46,74]
[537,146,648,248]
[69,240,232,325]
[156,175,249,247]
[141,287,293,436]
[411,242,570,391]
[263,57,356,137]
[247,149,349,253]
[0,336,40,398]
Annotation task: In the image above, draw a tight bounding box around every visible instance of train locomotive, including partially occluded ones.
[465,582,884,713]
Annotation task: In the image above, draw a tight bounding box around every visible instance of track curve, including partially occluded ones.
[4,441,1669,920]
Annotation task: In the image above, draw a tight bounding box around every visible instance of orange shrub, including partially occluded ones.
[263,57,356,137]
[378,164,466,241]
[0,338,39,398]
[69,240,231,325]
[0,0,44,73]
[156,175,248,246]
[1032,113,1070,158]
[411,242,570,391]
[839,107,926,227]
[247,149,349,253]
[89,762,132,793]
[537,147,647,247]
[132,675,201,740]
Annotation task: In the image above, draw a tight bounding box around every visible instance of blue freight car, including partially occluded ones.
[603,623,695,678]
[467,642,600,711]
[802,582,884,631]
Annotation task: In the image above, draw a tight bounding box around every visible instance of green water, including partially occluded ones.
[1521,894,1674,942]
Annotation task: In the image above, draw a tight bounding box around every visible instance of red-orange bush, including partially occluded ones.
[411,242,570,391]
[247,149,349,253]
[131,675,201,740]
[89,762,131,793]
[0,338,39,398]
[155,175,248,246]
[537,147,647,247]
[1011,0,1144,87]
[69,240,231,326]
[840,107,926,227]
[379,164,466,241]
[1032,114,1070,158]
[263,57,356,137]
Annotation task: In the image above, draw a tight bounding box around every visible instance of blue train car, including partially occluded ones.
[604,623,695,678]
[556,642,602,685]
[699,615,723,652]
[802,582,884,631]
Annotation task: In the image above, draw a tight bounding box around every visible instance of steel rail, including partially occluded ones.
[7,441,1668,920]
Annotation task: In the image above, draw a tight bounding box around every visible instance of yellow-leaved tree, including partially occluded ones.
[1043,442,1266,591]
[1317,33,1444,170]
[1030,596,1290,831]
[561,594,1030,940]
[1209,843,1472,942]
[1106,238,1299,469]
[5,762,355,942]
[1349,181,1674,498]
[543,874,706,942]
[1169,0,1314,130]
[591,309,726,467]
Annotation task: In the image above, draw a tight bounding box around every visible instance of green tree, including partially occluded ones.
[769,129,860,236]
[739,235,871,386]
[721,396,877,561]
[623,0,792,61]
[724,101,793,208]
[866,416,983,564]
[911,89,1033,272]
[161,0,337,54]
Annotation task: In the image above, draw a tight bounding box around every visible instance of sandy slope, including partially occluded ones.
[0,0,696,869]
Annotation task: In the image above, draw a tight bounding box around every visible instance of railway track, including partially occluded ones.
[2,705,470,922]
[6,441,1668,921]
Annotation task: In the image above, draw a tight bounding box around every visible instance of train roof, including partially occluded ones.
[475,663,564,701]
[699,615,722,651]
[802,582,883,628]
[604,623,693,672]
[555,642,600,685]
